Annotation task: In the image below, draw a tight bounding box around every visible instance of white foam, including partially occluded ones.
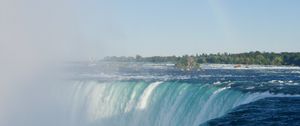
[137,81,163,109]
[201,64,300,70]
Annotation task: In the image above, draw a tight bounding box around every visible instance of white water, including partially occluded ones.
[137,81,163,109]
[50,81,273,126]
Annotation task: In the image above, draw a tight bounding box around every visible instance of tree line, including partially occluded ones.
[103,51,300,66]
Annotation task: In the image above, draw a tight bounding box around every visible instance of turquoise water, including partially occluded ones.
[59,80,273,126]
[12,63,299,126]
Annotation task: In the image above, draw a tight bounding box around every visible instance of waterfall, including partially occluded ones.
[57,81,270,126]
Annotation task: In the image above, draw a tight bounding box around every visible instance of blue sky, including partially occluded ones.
[2,0,300,59]
[75,0,300,58]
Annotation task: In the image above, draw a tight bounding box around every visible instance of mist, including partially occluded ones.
[1,0,300,126]
[0,0,110,125]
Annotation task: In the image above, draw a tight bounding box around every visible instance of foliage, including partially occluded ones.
[103,51,300,66]
[175,56,201,70]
